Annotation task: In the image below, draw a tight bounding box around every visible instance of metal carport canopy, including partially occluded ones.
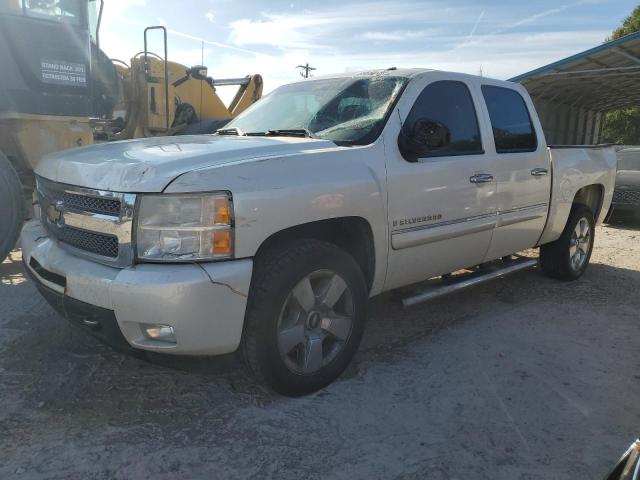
[509,31,640,145]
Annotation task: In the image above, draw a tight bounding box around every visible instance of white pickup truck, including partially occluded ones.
[21,68,616,396]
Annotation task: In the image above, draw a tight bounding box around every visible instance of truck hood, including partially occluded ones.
[616,170,640,189]
[36,135,338,192]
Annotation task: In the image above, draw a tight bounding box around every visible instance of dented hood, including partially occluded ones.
[35,135,337,192]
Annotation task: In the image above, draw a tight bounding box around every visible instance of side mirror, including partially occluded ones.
[398,118,451,161]
[188,65,208,81]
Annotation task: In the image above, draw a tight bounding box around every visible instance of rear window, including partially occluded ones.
[481,85,537,153]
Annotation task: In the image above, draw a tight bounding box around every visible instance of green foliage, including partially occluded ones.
[602,108,640,144]
[609,5,640,40]
[602,5,640,144]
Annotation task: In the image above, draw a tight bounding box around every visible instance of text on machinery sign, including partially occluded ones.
[40,60,87,87]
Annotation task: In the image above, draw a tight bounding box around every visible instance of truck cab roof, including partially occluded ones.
[294,67,516,86]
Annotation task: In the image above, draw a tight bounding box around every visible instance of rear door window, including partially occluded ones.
[405,80,483,158]
[481,85,537,153]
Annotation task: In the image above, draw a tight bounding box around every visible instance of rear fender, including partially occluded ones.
[538,146,616,245]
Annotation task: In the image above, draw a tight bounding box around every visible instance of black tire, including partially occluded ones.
[540,204,595,281]
[603,205,615,224]
[0,153,24,262]
[242,239,368,396]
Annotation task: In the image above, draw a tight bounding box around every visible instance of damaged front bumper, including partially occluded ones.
[21,220,253,355]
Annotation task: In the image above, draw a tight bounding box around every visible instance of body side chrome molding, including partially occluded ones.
[496,203,548,227]
[393,212,496,235]
[391,203,548,250]
[391,213,496,250]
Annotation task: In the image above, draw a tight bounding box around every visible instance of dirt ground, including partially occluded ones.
[1,221,639,479]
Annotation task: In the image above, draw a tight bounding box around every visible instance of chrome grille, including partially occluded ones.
[613,189,640,206]
[60,191,121,216]
[36,176,136,267]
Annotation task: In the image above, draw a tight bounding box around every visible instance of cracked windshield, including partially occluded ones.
[225,76,406,144]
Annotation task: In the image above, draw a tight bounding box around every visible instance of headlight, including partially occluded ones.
[136,193,233,262]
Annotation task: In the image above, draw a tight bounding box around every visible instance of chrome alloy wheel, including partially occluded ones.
[277,270,354,375]
[569,216,592,271]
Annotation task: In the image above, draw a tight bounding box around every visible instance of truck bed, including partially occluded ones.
[537,145,617,245]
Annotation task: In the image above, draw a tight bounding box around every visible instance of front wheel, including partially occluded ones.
[540,204,595,281]
[0,153,24,262]
[242,239,368,396]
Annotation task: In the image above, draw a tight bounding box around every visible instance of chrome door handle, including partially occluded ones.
[469,173,494,184]
[531,167,548,176]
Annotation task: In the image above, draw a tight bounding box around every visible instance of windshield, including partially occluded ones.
[21,0,85,25]
[225,75,407,145]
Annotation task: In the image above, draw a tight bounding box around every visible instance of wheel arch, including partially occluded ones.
[573,183,605,222]
[252,217,376,293]
[538,182,607,246]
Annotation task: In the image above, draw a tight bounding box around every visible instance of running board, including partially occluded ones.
[400,258,538,308]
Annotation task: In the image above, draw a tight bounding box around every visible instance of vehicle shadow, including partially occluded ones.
[605,212,640,231]
[357,261,640,365]
[2,251,639,422]
[2,250,639,478]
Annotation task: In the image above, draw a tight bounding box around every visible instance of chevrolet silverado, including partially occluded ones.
[21,68,617,395]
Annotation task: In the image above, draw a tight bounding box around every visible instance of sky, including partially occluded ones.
[99,0,638,104]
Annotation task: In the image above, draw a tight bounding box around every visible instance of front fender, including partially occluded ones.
[165,143,389,294]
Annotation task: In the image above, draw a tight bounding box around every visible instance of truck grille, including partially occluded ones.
[613,189,640,206]
[60,191,122,216]
[36,177,136,267]
[57,226,119,258]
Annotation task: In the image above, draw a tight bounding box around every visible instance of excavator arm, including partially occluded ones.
[227,74,264,116]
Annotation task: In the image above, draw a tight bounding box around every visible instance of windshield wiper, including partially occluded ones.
[244,129,318,139]
[216,127,246,136]
[268,129,318,138]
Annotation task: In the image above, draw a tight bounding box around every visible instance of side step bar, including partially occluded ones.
[401,258,538,308]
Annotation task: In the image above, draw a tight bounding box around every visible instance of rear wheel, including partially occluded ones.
[242,239,368,396]
[540,204,595,281]
[0,152,24,262]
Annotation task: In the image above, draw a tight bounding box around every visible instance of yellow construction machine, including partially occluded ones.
[96,26,262,140]
[0,1,263,261]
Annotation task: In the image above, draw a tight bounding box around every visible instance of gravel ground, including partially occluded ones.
[1,221,639,479]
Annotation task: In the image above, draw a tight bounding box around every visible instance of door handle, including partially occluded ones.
[531,167,548,176]
[469,173,494,184]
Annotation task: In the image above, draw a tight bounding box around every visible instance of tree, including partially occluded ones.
[602,108,640,144]
[609,5,640,40]
[601,5,640,144]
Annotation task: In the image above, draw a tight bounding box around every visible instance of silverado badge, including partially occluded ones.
[393,214,443,228]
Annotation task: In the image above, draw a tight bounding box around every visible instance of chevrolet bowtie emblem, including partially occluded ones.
[46,201,65,227]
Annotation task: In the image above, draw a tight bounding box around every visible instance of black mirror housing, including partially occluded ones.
[398,118,451,161]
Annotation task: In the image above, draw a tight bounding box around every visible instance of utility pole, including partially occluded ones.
[296,63,316,79]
